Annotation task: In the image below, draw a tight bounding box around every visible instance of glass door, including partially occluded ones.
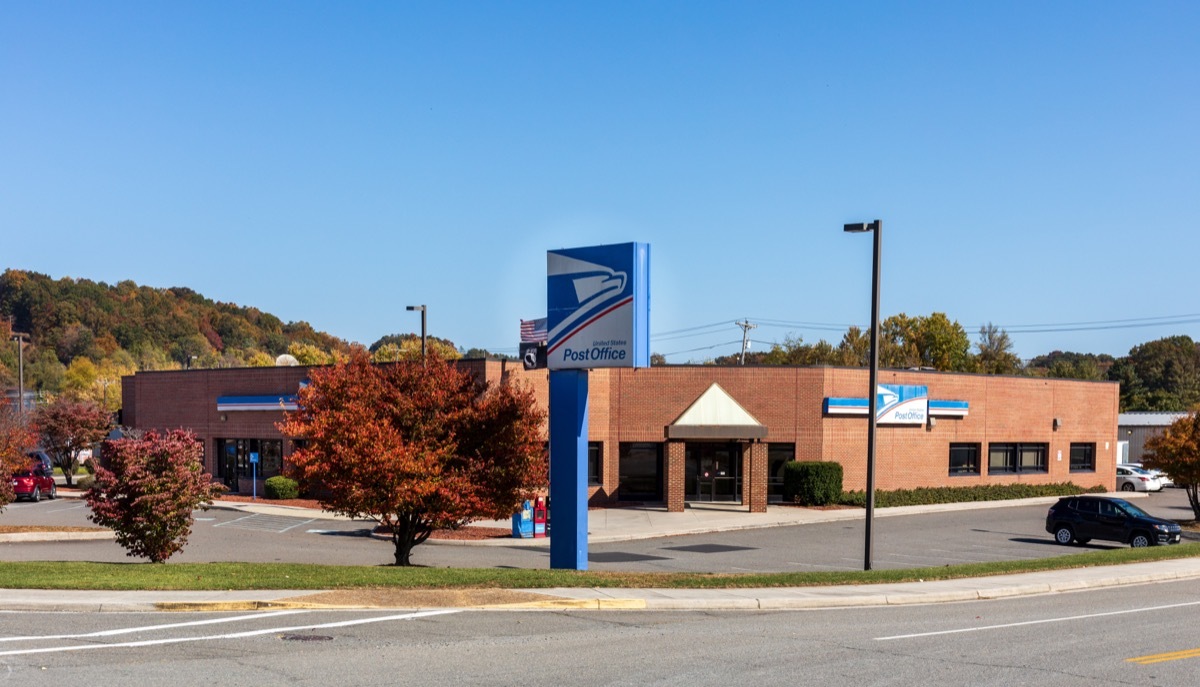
[686,442,742,502]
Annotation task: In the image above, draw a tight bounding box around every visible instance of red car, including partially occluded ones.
[12,461,56,502]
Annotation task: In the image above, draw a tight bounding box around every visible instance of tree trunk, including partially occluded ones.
[391,525,416,566]
[389,514,431,566]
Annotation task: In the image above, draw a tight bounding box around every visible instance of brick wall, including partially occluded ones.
[122,363,1119,502]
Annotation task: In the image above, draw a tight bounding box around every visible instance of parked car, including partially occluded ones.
[11,461,57,502]
[1046,495,1181,548]
[26,449,52,473]
[1116,465,1162,492]
[1121,462,1173,488]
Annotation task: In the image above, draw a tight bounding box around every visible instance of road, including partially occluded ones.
[1,579,1198,685]
[1,489,1195,571]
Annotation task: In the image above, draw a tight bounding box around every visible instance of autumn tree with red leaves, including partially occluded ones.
[1145,410,1200,519]
[86,429,224,562]
[0,406,38,509]
[279,351,547,566]
[34,398,111,485]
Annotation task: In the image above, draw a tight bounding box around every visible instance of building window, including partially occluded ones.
[988,443,1048,474]
[949,443,981,475]
[587,442,602,486]
[767,443,795,502]
[216,439,283,479]
[1070,443,1096,472]
[618,442,663,501]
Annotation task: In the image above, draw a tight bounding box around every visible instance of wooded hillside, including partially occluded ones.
[0,269,353,410]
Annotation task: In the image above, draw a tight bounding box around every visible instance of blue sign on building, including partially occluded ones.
[824,384,969,425]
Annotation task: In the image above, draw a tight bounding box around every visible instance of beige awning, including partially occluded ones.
[665,382,767,440]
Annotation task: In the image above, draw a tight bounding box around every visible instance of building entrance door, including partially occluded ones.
[685,442,742,502]
[220,440,240,492]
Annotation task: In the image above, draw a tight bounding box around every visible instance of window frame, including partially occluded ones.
[1069,442,1096,473]
[948,443,981,476]
[987,442,1048,474]
[587,442,602,486]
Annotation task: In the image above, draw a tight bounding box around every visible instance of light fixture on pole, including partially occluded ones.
[10,332,30,415]
[406,305,427,364]
[844,219,881,571]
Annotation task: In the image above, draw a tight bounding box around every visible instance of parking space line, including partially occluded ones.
[212,514,317,533]
[278,518,316,533]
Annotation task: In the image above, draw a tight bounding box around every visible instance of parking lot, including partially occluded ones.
[2,488,1195,571]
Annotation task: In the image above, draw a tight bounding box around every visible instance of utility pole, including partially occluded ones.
[10,332,30,415]
[736,320,757,365]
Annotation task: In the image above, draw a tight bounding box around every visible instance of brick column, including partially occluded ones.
[744,441,768,513]
[666,441,686,512]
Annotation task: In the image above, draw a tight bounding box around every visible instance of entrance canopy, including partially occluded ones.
[666,383,767,440]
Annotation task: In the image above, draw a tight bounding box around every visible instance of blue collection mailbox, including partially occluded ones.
[511,500,534,538]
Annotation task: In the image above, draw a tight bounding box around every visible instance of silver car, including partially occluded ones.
[1121,462,1173,488]
[1117,465,1162,492]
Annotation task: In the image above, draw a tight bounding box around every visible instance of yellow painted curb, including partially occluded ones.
[154,601,348,612]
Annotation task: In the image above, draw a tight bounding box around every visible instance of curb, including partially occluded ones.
[0,530,115,543]
[80,563,1200,613]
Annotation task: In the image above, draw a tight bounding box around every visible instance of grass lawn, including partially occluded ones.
[2,543,1197,591]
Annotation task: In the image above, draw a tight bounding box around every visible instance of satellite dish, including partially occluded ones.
[275,354,300,367]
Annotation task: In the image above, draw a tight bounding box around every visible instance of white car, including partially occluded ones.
[1117,465,1162,492]
[1121,462,1173,487]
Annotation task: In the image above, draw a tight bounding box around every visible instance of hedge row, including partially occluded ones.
[838,482,1107,508]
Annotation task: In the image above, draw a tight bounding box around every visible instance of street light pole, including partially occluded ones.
[844,220,881,571]
[10,332,29,416]
[406,305,427,364]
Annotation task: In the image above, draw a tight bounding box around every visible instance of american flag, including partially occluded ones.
[520,318,548,343]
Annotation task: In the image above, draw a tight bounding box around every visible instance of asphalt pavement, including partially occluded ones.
[4,489,1199,612]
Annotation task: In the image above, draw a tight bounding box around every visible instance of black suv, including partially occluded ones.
[1046,495,1182,548]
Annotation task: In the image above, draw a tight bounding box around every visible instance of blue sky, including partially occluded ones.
[3,2,1197,362]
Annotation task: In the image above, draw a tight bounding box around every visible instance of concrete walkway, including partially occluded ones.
[4,492,1199,612]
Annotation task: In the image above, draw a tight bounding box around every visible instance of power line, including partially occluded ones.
[488,312,1200,360]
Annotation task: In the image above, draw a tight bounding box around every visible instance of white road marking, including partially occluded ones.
[277,518,315,533]
[0,610,460,656]
[44,503,88,513]
[213,514,316,533]
[0,610,308,642]
[876,600,1200,641]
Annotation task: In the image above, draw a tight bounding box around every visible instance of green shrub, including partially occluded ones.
[264,475,300,500]
[784,461,844,506]
[837,482,1104,508]
[75,475,95,491]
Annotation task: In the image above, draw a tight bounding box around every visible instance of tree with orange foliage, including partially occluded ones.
[1145,410,1200,519]
[0,406,38,509]
[279,351,547,566]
